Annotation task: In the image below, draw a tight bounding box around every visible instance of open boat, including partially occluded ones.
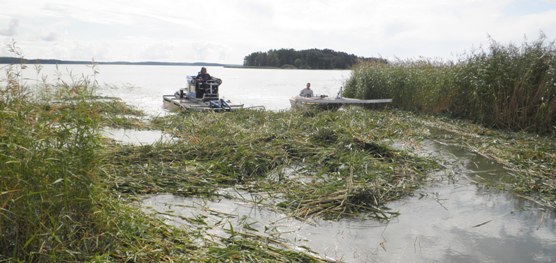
[289,88,392,110]
[163,75,244,112]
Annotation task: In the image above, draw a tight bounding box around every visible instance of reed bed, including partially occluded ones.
[344,35,556,135]
[1,62,106,261]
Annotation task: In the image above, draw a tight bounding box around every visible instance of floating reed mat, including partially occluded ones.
[292,186,397,220]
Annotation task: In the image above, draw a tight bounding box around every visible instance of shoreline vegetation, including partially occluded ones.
[2,37,555,261]
[344,35,556,135]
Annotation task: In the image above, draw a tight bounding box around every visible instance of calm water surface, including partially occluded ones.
[17,64,351,115]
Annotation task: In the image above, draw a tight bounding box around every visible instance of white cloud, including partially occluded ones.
[1,0,555,63]
[41,32,59,42]
[0,19,19,36]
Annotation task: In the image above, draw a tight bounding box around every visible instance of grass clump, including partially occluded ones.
[0,62,103,261]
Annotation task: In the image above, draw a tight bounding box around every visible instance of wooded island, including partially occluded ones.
[243,48,386,69]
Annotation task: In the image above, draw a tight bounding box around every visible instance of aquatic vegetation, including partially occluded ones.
[0,62,104,261]
[0,61,329,262]
[110,108,439,221]
[416,114,556,208]
[344,35,556,135]
[99,106,555,261]
[111,106,556,218]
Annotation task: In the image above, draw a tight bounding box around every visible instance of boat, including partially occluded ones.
[289,96,393,110]
[289,88,392,110]
[163,75,244,112]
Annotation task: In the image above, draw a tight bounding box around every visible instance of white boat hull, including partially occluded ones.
[289,96,392,110]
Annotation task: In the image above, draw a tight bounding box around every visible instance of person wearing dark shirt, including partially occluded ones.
[194,67,213,99]
[195,67,212,82]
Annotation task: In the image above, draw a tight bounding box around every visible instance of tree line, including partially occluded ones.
[243,48,387,69]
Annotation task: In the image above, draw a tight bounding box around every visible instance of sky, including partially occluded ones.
[1,0,556,64]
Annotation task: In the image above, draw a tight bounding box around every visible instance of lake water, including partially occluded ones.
[8,64,556,262]
[12,64,351,115]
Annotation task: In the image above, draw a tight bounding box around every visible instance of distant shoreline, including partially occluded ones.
[0,57,351,70]
[0,56,238,67]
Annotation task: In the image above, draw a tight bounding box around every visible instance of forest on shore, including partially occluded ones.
[243,48,386,69]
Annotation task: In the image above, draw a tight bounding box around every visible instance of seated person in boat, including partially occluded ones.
[299,82,314,97]
[195,67,212,82]
[194,67,212,98]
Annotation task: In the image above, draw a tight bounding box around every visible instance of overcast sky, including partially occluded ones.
[1,0,556,64]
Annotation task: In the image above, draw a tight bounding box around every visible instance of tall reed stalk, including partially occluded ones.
[0,61,103,261]
[344,35,556,134]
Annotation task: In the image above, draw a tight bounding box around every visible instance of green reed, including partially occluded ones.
[0,62,103,261]
[344,35,556,134]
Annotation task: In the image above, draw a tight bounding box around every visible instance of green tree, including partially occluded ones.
[243,48,384,69]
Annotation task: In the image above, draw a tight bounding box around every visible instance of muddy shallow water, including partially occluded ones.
[141,140,556,262]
